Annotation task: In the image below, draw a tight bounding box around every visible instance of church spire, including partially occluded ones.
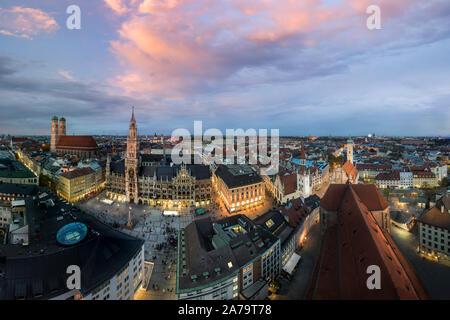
[131,106,135,123]
[300,143,306,166]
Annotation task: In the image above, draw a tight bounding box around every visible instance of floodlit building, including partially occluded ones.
[57,167,103,203]
[418,192,450,262]
[213,164,265,213]
[412,170,438,188]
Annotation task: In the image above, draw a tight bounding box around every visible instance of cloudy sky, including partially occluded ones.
[0,0,449,137]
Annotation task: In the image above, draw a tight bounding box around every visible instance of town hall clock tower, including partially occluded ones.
[125,107,139,204]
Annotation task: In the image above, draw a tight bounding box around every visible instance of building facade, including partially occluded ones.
[213,164,265,213]
[418,192,450,262]
[106,109,212,208]
[57,167,104,203]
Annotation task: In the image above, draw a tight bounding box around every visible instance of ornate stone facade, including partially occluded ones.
[106,109,212,208]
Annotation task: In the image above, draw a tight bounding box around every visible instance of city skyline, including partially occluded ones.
[1,0,450,136]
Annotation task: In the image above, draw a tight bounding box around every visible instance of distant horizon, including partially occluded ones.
[2,132,449,139]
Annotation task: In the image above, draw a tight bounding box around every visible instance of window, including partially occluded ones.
[265,219,274,228]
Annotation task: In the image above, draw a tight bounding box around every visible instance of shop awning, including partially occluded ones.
[282,252,301,275]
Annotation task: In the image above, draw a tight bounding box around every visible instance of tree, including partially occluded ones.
[328,153,343,172]
[384,186,392,200]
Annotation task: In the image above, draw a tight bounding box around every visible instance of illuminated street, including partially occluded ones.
[270,222,322,300]
[390,224,450,299]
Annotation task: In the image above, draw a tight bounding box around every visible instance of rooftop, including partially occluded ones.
[0,186,144,300]
[59,167,95,180]
[215,164,263,189]
[0,159,36,179]
[56,136,98,149]
[419,193,450,230]
[177,214,278,293]
[306,184,428,300]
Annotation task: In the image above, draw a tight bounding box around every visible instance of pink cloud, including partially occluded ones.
[58,70,74,80]
[103,0,130,15]
[107,0,446,97]
[0,6,58,40]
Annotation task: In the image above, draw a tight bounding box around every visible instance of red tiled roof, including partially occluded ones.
[12,137,28,143]
[419,194,450,230]
[300,144,306,160]
[59,167,95,179]
[57,136,98,148]
[280,173,297,195]
[306,184,428,300]
[342,160,358,178]
[375,171,400,181]
[413,171,435,178]
[321,184,389,212]
[356,163,392,171]
[278,197,308,227]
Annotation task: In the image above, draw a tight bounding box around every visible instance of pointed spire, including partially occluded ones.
[131,106,135,123]
[300,143,306,160]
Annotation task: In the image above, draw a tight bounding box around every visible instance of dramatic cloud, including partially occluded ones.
[105,0,450,99]
[0,55,154,135]
[1,1,450,136]
[0,6,58,40]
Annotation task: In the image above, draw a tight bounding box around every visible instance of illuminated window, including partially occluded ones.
[228,262,233,269]
[233,285,238,290]
[265,219,274,228]
[233,278,238,283]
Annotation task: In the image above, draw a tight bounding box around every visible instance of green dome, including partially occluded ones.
[60,117,66,121]
[52,116,58,121]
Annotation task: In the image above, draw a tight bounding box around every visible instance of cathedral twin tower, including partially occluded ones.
[50,116,66,152]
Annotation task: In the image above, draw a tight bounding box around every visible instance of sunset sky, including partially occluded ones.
[0,0,449,136]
